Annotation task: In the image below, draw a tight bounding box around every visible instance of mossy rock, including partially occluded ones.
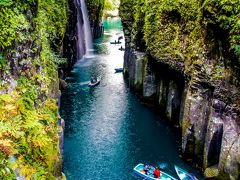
[204,165,219,178]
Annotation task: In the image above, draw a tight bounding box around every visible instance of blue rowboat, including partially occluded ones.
[114,68,123,73]
[133,163,177,180]
[174,166,198,180]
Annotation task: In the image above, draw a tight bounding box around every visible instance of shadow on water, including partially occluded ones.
[61,17,202,180]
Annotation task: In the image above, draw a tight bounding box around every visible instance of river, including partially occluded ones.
[60,17,201,180]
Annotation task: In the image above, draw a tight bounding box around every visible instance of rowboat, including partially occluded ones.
[114,68,123,73]
[110,41,122,44]
[174,166,198,180]
[88,77,100,87]
[118,47,125,51]
[133,163,177,180]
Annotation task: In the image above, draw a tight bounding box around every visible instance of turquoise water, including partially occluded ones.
[61,18,201,180]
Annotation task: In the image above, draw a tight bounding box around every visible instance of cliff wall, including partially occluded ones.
[120,0,240,179]
[0,0,67,178]
[86,0,105,38]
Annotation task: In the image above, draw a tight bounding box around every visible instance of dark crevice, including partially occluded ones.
[207,125,223,167]
[149,56,185,126]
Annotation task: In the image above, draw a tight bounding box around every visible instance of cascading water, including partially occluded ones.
[75,0,85,60]
[80,0,93,57]
[75,0,93,60]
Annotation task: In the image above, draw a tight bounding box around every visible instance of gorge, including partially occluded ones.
[0,0,239,179]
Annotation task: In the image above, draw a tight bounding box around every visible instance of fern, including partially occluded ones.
[0,0,68,178]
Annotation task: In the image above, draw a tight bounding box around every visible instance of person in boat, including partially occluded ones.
[90,77,94,83]
[90,76,97,83]
[153,166,161,178]
[118,36,123,41]
[143,164,150,174]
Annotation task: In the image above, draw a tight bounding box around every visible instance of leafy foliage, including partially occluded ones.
[104,0,114,11]
[0,7,30,48]
[0,0,13,6]
[86,0,105,25]
[120,0,240,75]
[0,0,68,179]
[103,0,120,16]
[0,91,59,179]
[0,53,6,70]
[234,45,240,56]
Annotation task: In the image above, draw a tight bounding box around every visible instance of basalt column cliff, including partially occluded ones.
[120,0,240,179]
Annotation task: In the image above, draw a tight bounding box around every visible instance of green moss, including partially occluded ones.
[0,0,13,6]
[132,56,147,94]
[120,0,240,74]
[0,53,6,70]
[0,6,30,49]
[0,0,68,178]
[86,0,105,24]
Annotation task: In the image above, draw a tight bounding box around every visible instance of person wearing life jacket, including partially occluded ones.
[153,166,161,178]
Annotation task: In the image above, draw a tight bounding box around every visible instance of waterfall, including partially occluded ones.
[80,0,93,57]
[75,0,93,60]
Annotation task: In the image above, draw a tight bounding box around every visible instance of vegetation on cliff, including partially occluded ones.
[120,0,240,76]
[86,0,105,25]
[103,0,120,17]
[120,0,240,179]
[0,0,67,178]
[86,0,120,22]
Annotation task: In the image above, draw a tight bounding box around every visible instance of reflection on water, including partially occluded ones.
[61,17,201,180]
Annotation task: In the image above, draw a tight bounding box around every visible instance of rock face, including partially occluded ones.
[92,23,104,39]
[61,0,79,77]
[0,0,68,178]
[120,0,240,179]
[86,0,105,39]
